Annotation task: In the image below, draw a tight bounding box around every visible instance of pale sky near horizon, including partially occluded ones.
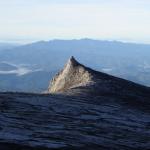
[0,0,150,43]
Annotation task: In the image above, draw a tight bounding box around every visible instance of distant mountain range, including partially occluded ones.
[0,42,19,51]
[0,39,150,92]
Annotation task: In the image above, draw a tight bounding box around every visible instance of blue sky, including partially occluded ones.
[0,0,150,43]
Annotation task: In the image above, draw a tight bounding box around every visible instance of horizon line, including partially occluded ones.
[0,38,150,45]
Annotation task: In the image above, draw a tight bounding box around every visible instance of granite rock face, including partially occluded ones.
[48,56,93,93]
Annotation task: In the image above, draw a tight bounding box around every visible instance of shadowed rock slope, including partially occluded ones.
[0,57,150,150]
[48,57,150,98]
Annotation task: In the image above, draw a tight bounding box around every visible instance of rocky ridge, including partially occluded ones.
[48,57,150,98]
[0,57,150,150]
[48,56,93,93]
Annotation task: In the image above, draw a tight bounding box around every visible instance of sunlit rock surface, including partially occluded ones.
[48,56,93,93]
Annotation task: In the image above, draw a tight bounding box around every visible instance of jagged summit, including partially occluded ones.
[68,56,79,67]
[48,56,93,93]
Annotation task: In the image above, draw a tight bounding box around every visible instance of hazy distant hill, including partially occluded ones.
[0,71,55,92]
[0,39,150,92]
[0,42,18,51]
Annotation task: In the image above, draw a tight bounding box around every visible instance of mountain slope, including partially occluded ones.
[0,89,150,150]
[48,57,150,99]
[0,57,150,150]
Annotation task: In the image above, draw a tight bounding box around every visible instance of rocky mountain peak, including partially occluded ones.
[63,56,81,72]
[48,56,93,93]
[48,56,150,97]
[67,56,79,66]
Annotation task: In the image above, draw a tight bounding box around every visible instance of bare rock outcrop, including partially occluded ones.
[48,56,93,93]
